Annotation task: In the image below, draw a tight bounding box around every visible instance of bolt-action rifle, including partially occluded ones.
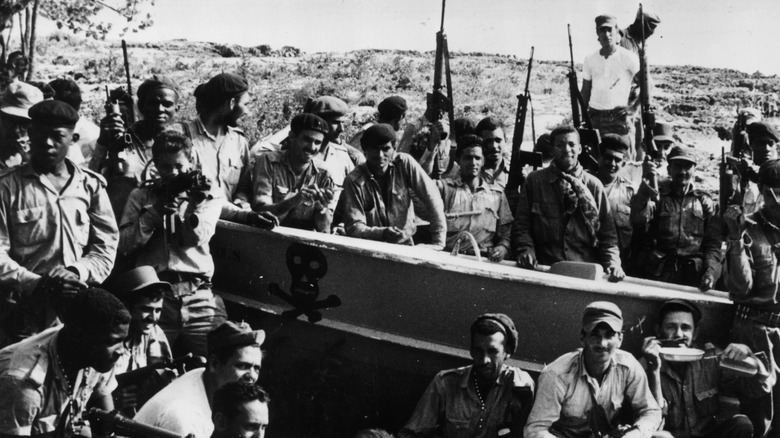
[567,24,600,172]
[430,0,456,179]
[506,47,542,205]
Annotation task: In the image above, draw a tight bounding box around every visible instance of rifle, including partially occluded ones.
[638,4,659,162]
[567,24,601,172]
[88,409,191,438]
[115,353,206,387]
[121,40,136,125]
[506,47,542,200]
[430,0,456,179]
[732,108,750,159]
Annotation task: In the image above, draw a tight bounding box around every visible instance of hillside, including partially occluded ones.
[33,33,780,191]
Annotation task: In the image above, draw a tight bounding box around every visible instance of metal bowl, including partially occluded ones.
[659,347,705,362]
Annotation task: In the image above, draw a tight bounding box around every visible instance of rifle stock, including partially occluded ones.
[507,47,539,197]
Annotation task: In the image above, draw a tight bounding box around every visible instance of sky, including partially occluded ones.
[39,0,780,76]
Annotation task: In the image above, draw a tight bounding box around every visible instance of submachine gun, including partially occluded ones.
[430,0,456,179]
[567,24,600,172]
[506,47,542,209]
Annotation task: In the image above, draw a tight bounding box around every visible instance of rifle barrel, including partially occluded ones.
[440,0,446,32]
[524,47,534,95]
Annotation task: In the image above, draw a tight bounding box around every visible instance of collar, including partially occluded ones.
[447,174,488,192]
[460,364,507,389]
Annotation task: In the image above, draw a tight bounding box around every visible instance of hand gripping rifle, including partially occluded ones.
[567,24,601,172]
[115,353,206,387]
[430,0,456,179]
[88,408,193,438]
[506,47,542,200]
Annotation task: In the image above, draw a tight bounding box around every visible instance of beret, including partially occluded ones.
[659,299,702,324]
[1,81,43,119]
[208,321,265,355]
[471,313,518,355]
[759,159,780,188]
[600,133,630,153]
[667,146,696,165]
[595,14,618,29]
[194,72,248,100]
[377,96,407,121]
[360,123,397,149]
[453,117,476,139]
[137,75,180,104]
[28,100,79,128]
[747,121,779,143]
[290,113,330,136]
[582,301,623,333]
[304,96,349,119]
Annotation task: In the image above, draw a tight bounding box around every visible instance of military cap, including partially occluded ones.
[113,266,172,300]
[759,159,780,188]
[360,123,397,150]
[137,75,181,105]
[304,96,349,120]
[1,81,43,119]
[290,113,330,136]
[667,146,696,165]
[582,301,623,333]
[471,313,518,355]
[659,299,702,324]
[377,96,407,121]
[595,14,618,29]
[747,121,779,143]
[195,72,249,100]
[28,100,78,128]
[207,321,265,355]
[652,122,675,142]
[600,133,630,154]
[453,117,476,139]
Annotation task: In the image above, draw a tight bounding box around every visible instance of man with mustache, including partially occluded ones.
[641,299,768,438]
[596,134,635,262]
[252,113,335,232]
[0,288,130,438]
[630,146,722,290]
[475,117,510,190]
[210,382,270,438]
[733,122,779,215]
[341,123,445,248]
[0,81,43,170]
[134,321,264,438]
[399,313,534,438]
[512,125,624,281]
[524,301,662,438]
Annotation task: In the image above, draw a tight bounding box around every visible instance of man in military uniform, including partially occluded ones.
[630,146,722,290]
[0,81,43,170]
[398,91,451,179]
[252,113,335,232]
[0,288,130,437]
[0,100,118,346]
[512,125,625,282]
[596,134,635,261]
[475,117,510,190]
[398,313,534,438]
[729,121,779,216]
[134,321,264,438]
[211,382,270,438]
[723,159,780,437]
[349,95,407,151]
[90,75,183,218]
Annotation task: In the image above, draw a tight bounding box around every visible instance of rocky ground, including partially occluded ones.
[31,33,780,192]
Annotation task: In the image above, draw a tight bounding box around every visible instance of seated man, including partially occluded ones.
[630,146,722,290]
[512,125,624,281]
[436,134,512,261]
[211,382,270,438]
[399,313,534,438]
[642,299,768,438]
[134,321,264,438]
[341,123,445,248]
[524,301,662,438]
[118,130,226,356]
[252,113,335,232]
[0,288,130,437]
[112,266,174,415]
[595,134,635,261]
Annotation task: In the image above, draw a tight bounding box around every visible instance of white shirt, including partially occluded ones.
[133,368,213,438]
[583,46,640,110]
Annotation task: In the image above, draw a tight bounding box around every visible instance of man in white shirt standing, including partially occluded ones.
[581,14,641,160]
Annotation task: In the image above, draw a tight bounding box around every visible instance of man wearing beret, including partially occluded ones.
[349,95,407,151]
[91,75,184,218]
[641,299,768,438]
[341,123,446,248]
[525,301,662,438]
[399,313,534,438]
[436,134,512,261]
[630,146,722,290]
[398,92,451,179]
[582,14,641,161]
[0,81,43,170]
[596,134,635,261]
[252,113,335,232]
[135,321,264,438]
[724,159,780,437]
[0,100,118,346]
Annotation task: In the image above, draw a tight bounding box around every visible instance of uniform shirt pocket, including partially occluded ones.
[446,417,472,438]
[74,206,91,246]
[12,206,49,248]
[226,157,242,185]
